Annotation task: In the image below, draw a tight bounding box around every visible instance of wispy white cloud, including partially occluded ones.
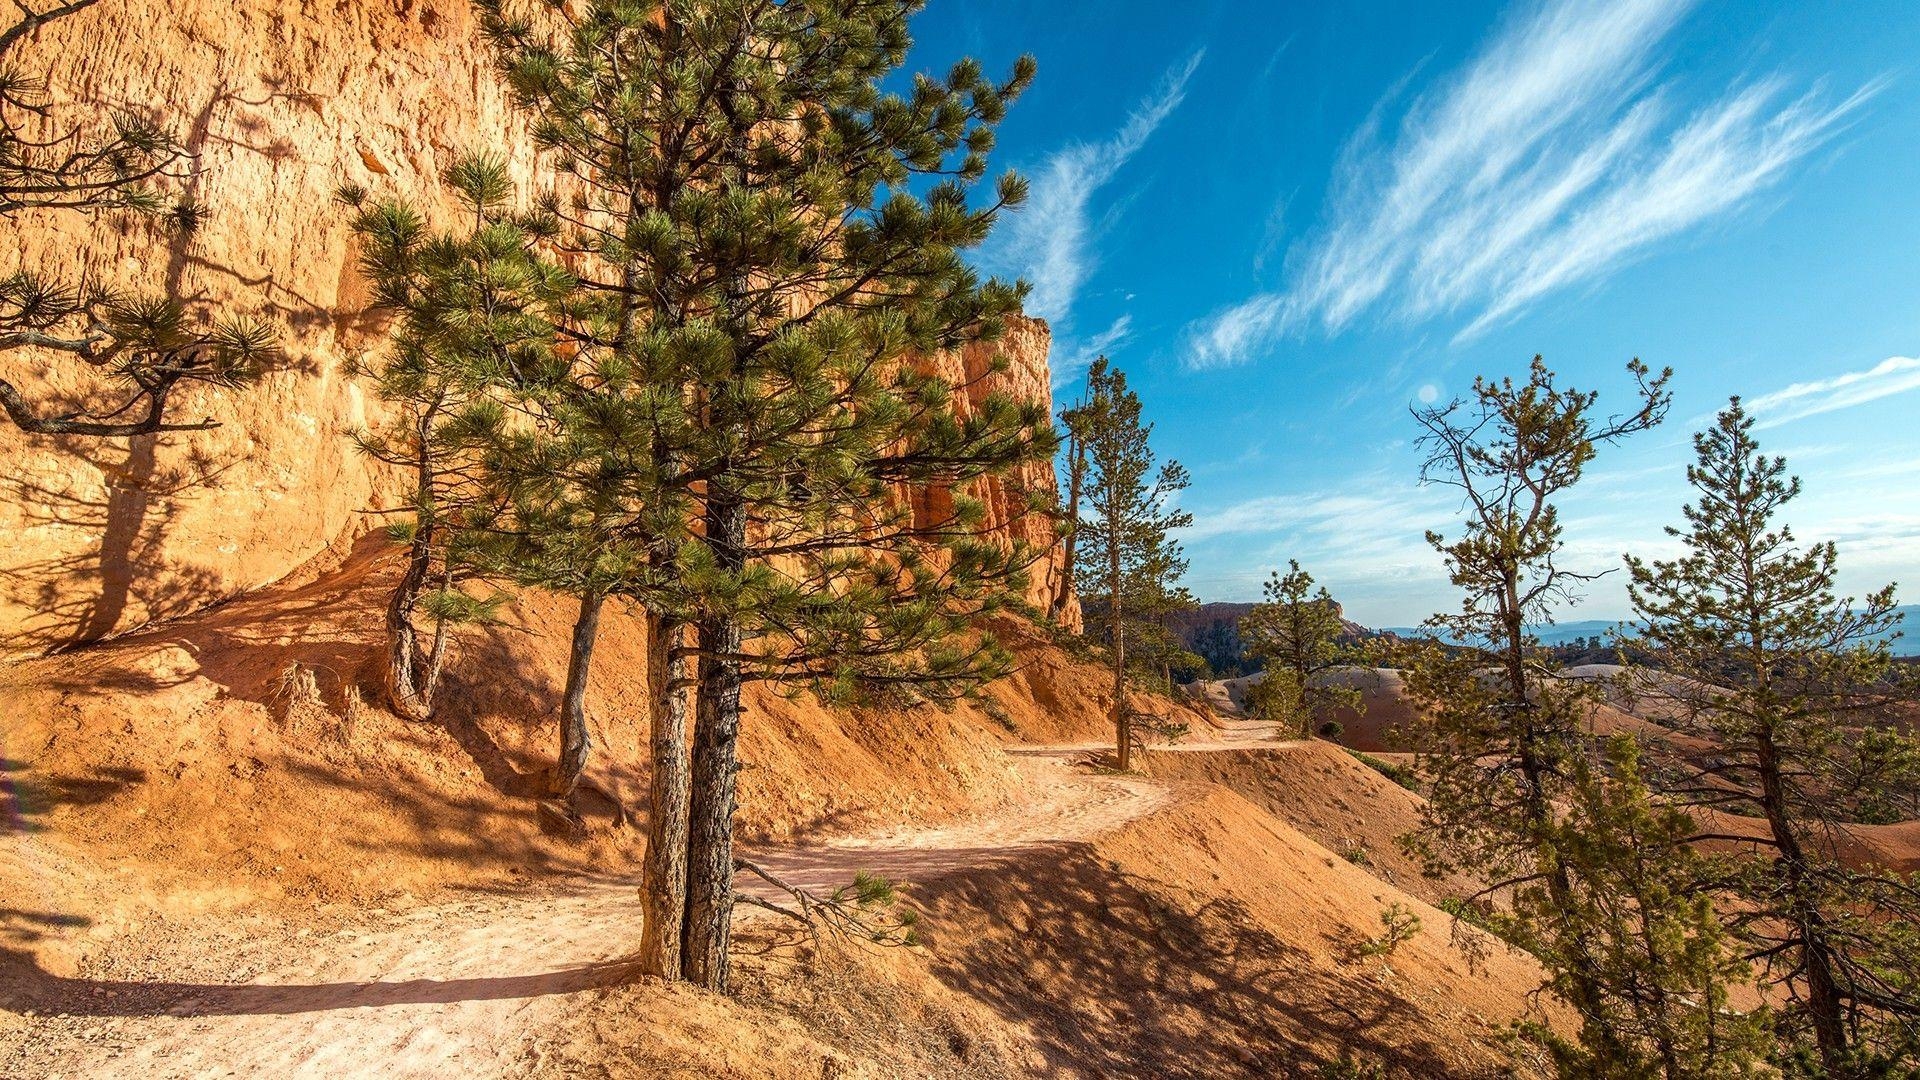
[1185,0,1878,368]
[983,50,1203,329]
[1744,356,1920,428]
[1456,79,1883,340]
[1172,482,1457,619]
[1188,294,1288,372]
[1052,314,1134,389]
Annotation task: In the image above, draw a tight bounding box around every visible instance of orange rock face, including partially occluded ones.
[0,1,1070,654]
[914,314,1078,628]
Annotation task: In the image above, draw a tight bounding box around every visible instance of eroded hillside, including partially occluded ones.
[1,3,1581,1077]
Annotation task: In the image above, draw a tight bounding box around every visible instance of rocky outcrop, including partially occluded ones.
[0,0,1069,654]
[914,314,1077,629]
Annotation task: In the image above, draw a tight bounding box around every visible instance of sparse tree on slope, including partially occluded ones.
[1,0,271,437]
[342,134,670,822]
[476,0,1052,992]
[1525,736,1769,1079]
[1239,560,1358,737]
[1051,389,1090,625]
[1626,399,1920,1075]
[1073,355,1192,770]
[339,157,523,722]
[1403,356,1672,1072]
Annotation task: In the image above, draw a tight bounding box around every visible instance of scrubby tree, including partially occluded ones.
[1239,560,1358,736]
[339,158,523,722]
[1520,737,1769,1079]
[1,0,270,437]
[1051,389,1090,626]
[473,0,1053,992]
[1073,355,1192,770]
[1403,356,1671,1072]
[1626,399,1920,1074]
[339,149,636,808]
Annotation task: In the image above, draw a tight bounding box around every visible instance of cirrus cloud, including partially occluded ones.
[1185,0,1881,370]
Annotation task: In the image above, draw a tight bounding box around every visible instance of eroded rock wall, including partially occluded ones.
[0,0,1069,654]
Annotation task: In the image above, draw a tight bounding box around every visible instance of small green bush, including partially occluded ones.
[1343,748,1419,791]
[1358,902,1422,958]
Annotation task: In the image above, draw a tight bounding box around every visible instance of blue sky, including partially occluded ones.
[911,0,1920,627]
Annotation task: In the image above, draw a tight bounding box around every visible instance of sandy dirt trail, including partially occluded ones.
[6,747,1184,1079]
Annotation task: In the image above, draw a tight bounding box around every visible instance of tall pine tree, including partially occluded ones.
[1403,356,1671,1072]
[1073,355,1191,770]
[473,0,1054,990]
[338,157,522,722]
[1051,387,1090,626]
[1626,399,1920,1074]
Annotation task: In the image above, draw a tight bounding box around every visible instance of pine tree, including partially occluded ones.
[1,0,271,437]
[1521,737,1769,1079]
[1403,356,1670,1072]
[1073,355,1192,770]
[1119,518,1198,694]
[474,0,1053,991]
[1239,560,1358,737]
[1051,389,1090,625]
[341,131,665,817]
[1626,399,1920,1074]
[338,157,520,721]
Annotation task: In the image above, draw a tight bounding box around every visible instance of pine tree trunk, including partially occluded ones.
[1051,425,1085,623]
[641,614,690,981]
[684,491,746,992]
[1756,722,1849,1068]
[1498,576,1620,1069]
[384,422,437,722]
[554,590,604,798]
[383,541,432,721]
[423,615,450,707]
[1111,542,1129,771]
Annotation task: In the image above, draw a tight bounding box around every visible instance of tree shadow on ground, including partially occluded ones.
[1,758,147,834]
[913,841,1505,1080]
[0,942,640,1018]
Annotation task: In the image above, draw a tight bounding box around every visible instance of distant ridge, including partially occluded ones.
[1373,605,1920,656]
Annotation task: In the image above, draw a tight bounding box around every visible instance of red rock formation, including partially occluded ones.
[0,0,1071,653]
[912,315,1077,627]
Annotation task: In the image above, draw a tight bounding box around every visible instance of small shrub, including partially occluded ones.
[1139,715,1191,746]
[979,697,1018,734]
[1319,1053,1387,1079]
[1344,748,1419,791]
[1358,902,1421,958]
[1317,719,1344,739]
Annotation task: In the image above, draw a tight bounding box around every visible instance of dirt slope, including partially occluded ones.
[4,747,1548,1080]
[2,533,1552,1079]
[913,782,1545,1078]
[1,531,1157,912]
[1141,739,1483,906]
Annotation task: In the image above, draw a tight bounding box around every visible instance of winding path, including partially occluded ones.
[4,745,1193,1079]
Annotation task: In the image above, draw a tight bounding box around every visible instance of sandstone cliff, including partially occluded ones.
[0,0,1069,655]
